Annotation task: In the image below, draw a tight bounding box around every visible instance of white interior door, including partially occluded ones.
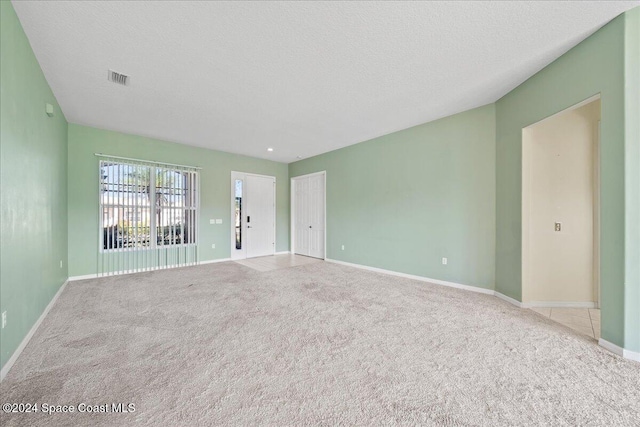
[308,174,325,258]
[292,172,325,259]
[246,175,275,258]
[294,177,310,256]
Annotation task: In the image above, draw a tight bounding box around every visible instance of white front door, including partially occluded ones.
[231,172,276,260]
[246,175,275,258]
[293,172,325,259]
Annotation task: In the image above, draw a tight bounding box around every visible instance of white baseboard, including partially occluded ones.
[624,348,640,362]
[69,259,233,281]
[599,339,640,362]
[325,258,494,296]
[494,291,524,308]
[598,338,623,356]
[1,279,68,382]
[521,301,597,309]
[68,273,98,281]
[275,251,291,255]
[494,296,597,310]
[198,258,232,265]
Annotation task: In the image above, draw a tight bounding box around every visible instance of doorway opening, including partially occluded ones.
[522,96,601,339]
[230,171,276,260]
[291,171,326,259]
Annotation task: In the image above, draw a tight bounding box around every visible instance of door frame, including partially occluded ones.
[230,171,276,260]
[290,171,326,259]
[520,94,601,307]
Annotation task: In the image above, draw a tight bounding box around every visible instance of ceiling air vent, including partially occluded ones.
[107,69,129,86]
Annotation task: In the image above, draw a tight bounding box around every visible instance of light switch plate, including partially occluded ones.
[216,219,222,224]
[209,219,215,225]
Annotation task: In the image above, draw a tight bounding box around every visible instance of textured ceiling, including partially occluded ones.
[11,1,639,163]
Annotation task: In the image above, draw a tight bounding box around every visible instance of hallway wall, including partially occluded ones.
[522,100,600,304]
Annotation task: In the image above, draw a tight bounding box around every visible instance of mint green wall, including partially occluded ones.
[290,105,496,290]
[624,8,640,353]
[2,1,637,367]
[495,13,628,348]
[0,2,68,370]
[67,124,289,277]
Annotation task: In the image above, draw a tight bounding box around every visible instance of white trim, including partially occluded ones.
[624,349,640,362]
[325,258,494,295]
[290,171,327,180]
[594,119,602,308]
[198,258,232,265]
[598,339,640,363]
[323,172,327,260]
[1,280,68,382]
[290,171,327,260]
[599,339,640,362]
[290,177,294,255]
[231,171,278,180]
[521,301,596,309]
[68,273,99,282]
[495,294,597,310]
[69,258,231,281]
[599,338,623,356]
[494,291,524,308]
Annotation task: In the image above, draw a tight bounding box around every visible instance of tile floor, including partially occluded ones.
[530,307,601,339]
[235,253,323,272]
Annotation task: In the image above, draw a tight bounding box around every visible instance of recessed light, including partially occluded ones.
[267,148,274,152]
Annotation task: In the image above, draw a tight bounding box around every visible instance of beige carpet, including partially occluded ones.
[1,261,639,426]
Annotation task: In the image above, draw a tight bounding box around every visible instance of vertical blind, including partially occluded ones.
[97,155,199,276]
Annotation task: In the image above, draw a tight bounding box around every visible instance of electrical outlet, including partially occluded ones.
[341,245,345,251]
[1,311,6,329]
[555,222,562,232]
[211,244,216,249]
[60,260,63,269]
[442,257,448,265]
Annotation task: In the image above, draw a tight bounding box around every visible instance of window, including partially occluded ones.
[99,159,198,251]
[234,179,243,249]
